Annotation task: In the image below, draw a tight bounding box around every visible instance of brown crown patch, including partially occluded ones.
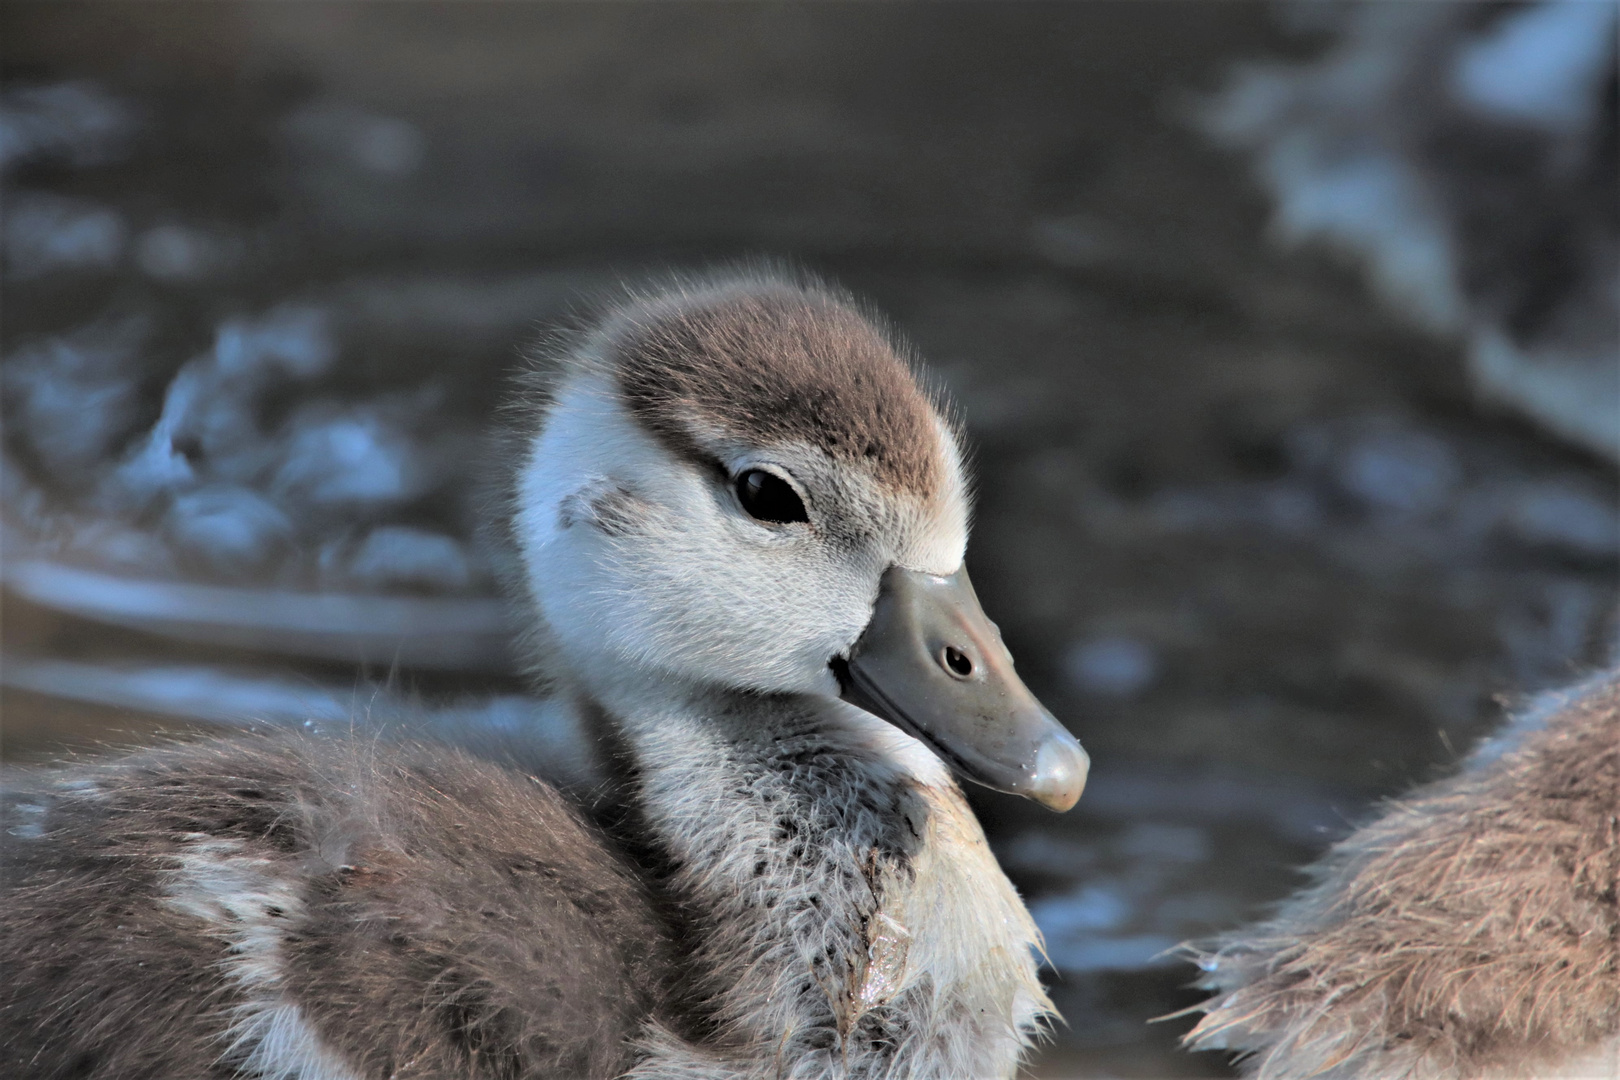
[612,281,945,498]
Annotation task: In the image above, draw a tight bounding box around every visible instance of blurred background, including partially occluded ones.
[2,2,1616,1076]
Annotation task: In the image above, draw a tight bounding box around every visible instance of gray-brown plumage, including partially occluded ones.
[2,737,664,1080]
[1184,672,1620,1080]
[611,283,946,497]
[1,270,1084,1080]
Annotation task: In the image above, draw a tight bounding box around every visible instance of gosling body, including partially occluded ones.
[1185,673,1620,1080]
[1,272,1084,1080]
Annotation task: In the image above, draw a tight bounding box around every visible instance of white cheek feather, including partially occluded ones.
[160,838,361,1080]
[896,415,970,576]
[517,374,878,698]
[515,372,651,572]
[515,373,680,682]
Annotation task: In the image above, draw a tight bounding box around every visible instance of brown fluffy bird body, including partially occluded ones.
[2,739,663,1079]
[1185,673,1620,1080]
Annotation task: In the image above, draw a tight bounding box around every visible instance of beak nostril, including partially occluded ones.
[941,645,975,679]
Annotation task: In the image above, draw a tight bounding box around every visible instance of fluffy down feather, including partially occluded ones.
[0,735,666,1080]
[1184,673,1620,1080]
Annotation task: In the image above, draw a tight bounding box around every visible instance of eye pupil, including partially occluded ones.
[736,469,809,524]
[943,646,974,677]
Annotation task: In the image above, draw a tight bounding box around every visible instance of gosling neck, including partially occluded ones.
[572,673,1049,1079]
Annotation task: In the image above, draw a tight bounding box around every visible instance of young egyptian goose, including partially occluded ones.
[0,271,1089,1080]
[1184,671,1620,1080]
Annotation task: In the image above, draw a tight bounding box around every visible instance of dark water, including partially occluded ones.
[3,5,1616,1076]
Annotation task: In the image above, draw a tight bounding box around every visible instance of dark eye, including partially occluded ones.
[735,469,809,524]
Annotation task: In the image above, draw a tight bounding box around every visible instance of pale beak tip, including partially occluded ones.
[1031,735,1089,812]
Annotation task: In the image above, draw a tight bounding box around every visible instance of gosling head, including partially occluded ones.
[511,272,1087,811]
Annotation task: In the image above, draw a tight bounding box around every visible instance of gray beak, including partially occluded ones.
[836,566,1089,812]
